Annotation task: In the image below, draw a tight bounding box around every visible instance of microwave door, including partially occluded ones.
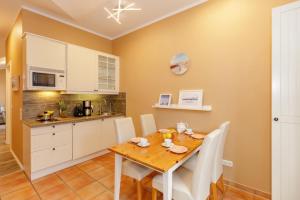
[32,72,56,87]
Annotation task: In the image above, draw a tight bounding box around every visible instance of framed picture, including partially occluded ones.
[11,76,20,91]
[178,90,203,107]
[159,94,172,106]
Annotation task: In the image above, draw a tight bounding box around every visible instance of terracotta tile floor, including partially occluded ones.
[0,129,20,177]
[0,153,269,200]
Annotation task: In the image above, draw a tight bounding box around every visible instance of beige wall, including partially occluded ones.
[0,70,5,106]
[21,10,112,53]
[113,0,295,194]
[0,36,5,58]
[6,13,23,161]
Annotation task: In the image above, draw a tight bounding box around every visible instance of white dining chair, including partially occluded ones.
[140,114,157,136]
[114,117,153,200]
[182,121,231,200]
[152,129,222,200]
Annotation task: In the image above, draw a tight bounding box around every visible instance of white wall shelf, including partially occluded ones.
[152,104,212,111]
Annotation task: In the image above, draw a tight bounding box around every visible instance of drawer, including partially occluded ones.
[31,148,52,172]
[31,123,72,136]
[32,133,52,152]
[31,145,72,172]
[52,145,72,166]
[31,124,72,152]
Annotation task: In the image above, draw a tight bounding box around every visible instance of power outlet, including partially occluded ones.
[222,159,233,167]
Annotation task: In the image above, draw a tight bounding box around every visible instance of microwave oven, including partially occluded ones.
[27,67,66,90]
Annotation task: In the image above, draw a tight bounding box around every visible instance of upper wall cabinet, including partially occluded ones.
[25,34,67,71]
[97,53,119,94]
[67,44,98,93]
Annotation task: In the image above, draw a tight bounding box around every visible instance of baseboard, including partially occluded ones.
[29,149,110,180]
[224,179,271,199]
[10,148,24,170]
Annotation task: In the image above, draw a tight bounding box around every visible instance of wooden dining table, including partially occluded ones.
[109,131,205,200]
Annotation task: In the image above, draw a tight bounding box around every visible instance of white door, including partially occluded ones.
[272,2,300,200]
[67,44,98,92]
[26,34,67,71]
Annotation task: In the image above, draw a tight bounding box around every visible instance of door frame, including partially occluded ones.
[5,61,12,145]
[272,1,300,200]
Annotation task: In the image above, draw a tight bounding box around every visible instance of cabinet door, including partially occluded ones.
[73,120,102,159]
[31,149,53,172]
[100,117,121,149]
[67,44,98,92]
[26,34,66,71]
[98,54,119,94]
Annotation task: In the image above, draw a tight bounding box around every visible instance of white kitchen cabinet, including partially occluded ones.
[97,53,120,94]
[100,117,119,149]
[25,34,67,71]
[67,44,98,92]
[23,123,73,175]
[72,120,102,159]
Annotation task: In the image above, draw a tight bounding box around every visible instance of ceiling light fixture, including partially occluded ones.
[104,0,141,24]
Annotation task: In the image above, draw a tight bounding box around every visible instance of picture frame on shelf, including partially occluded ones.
[158,94,172,106]
[178,90,203,107]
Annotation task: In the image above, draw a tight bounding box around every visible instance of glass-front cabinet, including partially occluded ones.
[98,53,120,94]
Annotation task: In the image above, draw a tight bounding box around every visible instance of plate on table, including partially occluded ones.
[184,131,194,135]
[137,142,150,147]
[158,129,170,133]
[130,137,141,144]
[161,142,174,148]
[191,134,205,140]
[169,145,188,154]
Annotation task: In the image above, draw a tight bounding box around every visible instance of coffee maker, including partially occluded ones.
[83,100,93,116]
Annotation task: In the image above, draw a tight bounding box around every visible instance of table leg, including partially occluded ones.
[114,154,122,200]
[163,171,173,200]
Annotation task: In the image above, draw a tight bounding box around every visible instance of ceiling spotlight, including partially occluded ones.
[104,0,141,24]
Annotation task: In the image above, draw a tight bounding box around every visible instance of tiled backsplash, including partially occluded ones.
[23,91,126,119]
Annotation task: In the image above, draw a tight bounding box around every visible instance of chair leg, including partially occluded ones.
[217,175,225,193]
[210,183,218,200]
[152,188,158,200]
[137,181,143,200]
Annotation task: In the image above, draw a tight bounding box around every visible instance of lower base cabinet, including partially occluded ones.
[23,116,122,180]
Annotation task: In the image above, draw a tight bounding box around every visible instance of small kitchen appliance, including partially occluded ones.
[83,100,93,116]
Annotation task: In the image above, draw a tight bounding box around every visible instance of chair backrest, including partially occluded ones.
[140,114,157,136]
[212,121,230,182]
[192,129,222,200]
[114,117,136,144]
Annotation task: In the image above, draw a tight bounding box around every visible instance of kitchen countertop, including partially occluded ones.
[23,113,125,128]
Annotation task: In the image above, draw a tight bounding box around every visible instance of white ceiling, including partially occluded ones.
[0,0,208,40]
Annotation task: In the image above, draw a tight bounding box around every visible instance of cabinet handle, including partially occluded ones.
[52,133,55,136]
[52,125,55,128]
[274,117,279,122]
[52,148,56,151]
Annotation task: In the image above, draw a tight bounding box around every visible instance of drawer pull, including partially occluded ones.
[52,148,56,151]
[52,125,55,128]
[52,133,56,136]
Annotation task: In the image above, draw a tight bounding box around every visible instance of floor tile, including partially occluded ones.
[64,173,94,191]
[86,167,112,180]
[76,182,106,200]
[0,172,31,195]
[77,160,102,173]
[98,174,114,190]
[92,191,113,200]
[33,174,64,194]
[1,184,38,200]
[56,166,85,182]
[39,183,74,200]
